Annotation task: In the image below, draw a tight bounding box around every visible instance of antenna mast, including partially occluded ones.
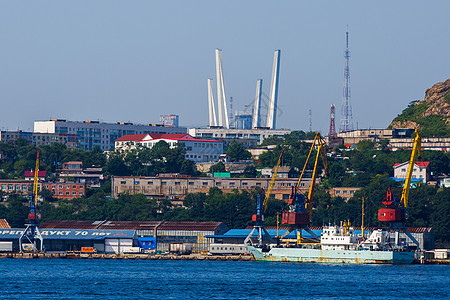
[340,25,354,132]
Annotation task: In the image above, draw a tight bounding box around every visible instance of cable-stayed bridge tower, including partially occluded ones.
[340,26,353,132]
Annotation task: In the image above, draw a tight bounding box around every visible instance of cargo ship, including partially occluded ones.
[247,224,415,264]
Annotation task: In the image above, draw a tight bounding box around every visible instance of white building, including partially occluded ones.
[115,133,223,163]
[189,128,290,144]
[34,119,187,151]
[393,161,430,184]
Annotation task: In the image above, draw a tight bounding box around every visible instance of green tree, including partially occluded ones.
[225,141,252,161]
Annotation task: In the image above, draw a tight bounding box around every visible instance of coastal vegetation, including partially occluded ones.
[0,134,449,244]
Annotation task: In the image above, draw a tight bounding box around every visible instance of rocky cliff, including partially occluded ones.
[390,79,450,136]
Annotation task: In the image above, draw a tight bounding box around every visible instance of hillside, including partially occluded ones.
[389,78,450,137]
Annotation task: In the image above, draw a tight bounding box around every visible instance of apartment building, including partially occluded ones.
[34,119,187,151]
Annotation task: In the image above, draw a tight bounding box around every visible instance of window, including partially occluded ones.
[1,184,6,190]
[162,182,167,185]
[401,168,406,172]
[336,191,340,195]
[229,182,235,186]
[59,191,63,195]
[80,192,83,195]
[343,190,347,195]
[73,185,77,189]
[22,184,28,190]
[202,182,208,186]
[73,192,77,195]
[216,182,221,186]
[59,185,63,189]
[189,182,194,185]
[66,192,69,195]
[283,194,290,200]
[66,185,70,189]
[8,184,13,190]
[256,183,261,186]
[350,190,354,195]
[15,184,20,190]
[148,181,153,185]
[242,182,248,186]
[280,183,285,187]
[175,182,180,185]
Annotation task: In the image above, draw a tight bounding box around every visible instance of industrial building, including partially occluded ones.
[189,127,290,145]
[0,220,228,253]
[33,119,187,151]
[111,175,316,203]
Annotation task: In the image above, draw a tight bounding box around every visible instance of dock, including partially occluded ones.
[0,252,254,261]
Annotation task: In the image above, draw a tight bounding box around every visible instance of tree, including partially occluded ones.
[225,141,252,161]
[209,162,226,173]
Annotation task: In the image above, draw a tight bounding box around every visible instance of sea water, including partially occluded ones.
[0,259,448,299]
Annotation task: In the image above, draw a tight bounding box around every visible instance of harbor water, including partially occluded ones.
[0,259,448,299]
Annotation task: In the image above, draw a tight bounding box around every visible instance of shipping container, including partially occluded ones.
[121,247,143,254]
[209,244,250,255]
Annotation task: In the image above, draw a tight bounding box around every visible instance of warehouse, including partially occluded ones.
[0,220,228,253]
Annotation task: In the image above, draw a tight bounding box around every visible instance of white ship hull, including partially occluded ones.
[247,246,415,264]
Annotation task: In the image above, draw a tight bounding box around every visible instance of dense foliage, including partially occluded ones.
[391,100,450,137]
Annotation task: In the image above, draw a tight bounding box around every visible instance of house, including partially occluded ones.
[393,161,430,184]
[24,170,47,181]
[58,161,103,187]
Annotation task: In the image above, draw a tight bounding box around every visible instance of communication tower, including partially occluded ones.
[308,109,312,132]
[329,104,336,138]
[339,26,354,132]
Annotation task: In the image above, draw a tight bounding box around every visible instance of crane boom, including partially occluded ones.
[263,150,283,213]
[33,150,40,207]
[401,129,421,208]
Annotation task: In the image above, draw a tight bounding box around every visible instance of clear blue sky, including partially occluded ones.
[0,1,449,134]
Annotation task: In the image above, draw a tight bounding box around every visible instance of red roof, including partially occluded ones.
[0,219,11,229]
[147,133,192,140]
[393,161,429,168]
[152,138,222,143]
[24,170,47,177]
[115,134,147,142]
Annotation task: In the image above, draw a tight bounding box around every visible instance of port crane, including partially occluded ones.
[244,151,283,246]
[378,129,421,250]
[280,132,328,243]
[18,150,44,252]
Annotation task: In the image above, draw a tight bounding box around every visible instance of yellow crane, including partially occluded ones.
[378,129,422,250]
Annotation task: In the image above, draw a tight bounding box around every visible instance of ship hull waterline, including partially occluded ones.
[247,246,415,264]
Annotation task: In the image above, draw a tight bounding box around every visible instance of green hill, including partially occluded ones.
[389,79,450,137]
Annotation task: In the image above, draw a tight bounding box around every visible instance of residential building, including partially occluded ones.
[111,175,317,203]
[34,119,187,151]
[393,161,430,184]
[0,130,77,148]
[160,114,179,127]
[24,171,47,181]
[115,133,223,163]
[0,180,85,200]
[58,162,104,187]
[329,187,361,201]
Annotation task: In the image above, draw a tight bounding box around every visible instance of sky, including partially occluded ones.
[0,1,449,134]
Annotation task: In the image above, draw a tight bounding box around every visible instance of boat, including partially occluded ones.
[247,223,415,264]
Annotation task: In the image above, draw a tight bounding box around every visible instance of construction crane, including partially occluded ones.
[19,150,44,252]
[281,132,328,243]
[244,151,283,246]
[378,129,421,250]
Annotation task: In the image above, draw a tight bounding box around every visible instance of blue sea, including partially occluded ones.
[0,259,448,299]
